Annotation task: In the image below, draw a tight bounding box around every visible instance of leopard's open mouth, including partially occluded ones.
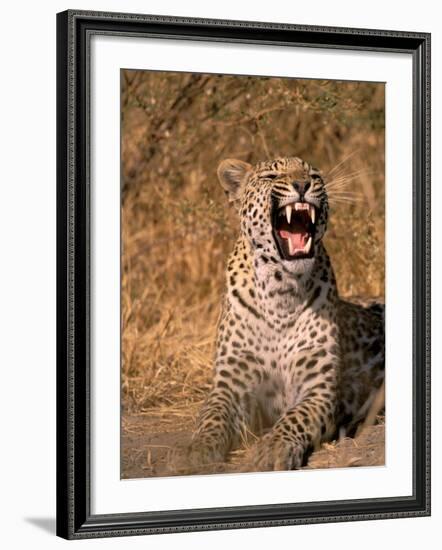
[272,202,316,261]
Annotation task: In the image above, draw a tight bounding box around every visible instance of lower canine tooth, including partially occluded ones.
[288,238,294,255]
[304,236,312,253]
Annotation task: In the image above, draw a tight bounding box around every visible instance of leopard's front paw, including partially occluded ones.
[169,436,225,475]
[250,432,304,472]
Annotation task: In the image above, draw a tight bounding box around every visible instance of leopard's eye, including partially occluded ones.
[261,173,279,180]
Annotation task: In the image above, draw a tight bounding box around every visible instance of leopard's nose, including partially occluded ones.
[292,180,311,200]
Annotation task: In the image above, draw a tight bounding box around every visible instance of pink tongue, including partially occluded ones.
[279,229,308,250]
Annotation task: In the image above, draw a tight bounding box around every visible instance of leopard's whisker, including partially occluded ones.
[326,171,368,190]
[328,189,364,197]
[327,168,378,187]
[326,172,363,184]
[326,150,360,177]
[328,193,365,201]
[328,168,365,180]
[328,197,364,205]
[326,180,360,192]
[327,191,365,197]
[329,192,365,198]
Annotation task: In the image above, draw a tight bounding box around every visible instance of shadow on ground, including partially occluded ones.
[25,517,56,535]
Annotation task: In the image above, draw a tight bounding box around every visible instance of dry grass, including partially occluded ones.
[120,70,385,476]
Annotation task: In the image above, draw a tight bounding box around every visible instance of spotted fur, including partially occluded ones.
[174,156,384,472]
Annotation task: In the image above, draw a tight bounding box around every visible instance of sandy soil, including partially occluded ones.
[121,411,385,479]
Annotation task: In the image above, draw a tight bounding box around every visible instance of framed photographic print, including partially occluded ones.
[56,10,431,539]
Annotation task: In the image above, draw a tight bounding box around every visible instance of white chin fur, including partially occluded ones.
[281,254,315,274]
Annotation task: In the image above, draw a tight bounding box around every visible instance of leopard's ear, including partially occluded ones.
[217,159,252,203]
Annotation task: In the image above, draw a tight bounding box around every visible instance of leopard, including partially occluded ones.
[173,156,385,473]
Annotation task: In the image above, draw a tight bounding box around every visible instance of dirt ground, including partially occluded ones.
[121,410,385,479]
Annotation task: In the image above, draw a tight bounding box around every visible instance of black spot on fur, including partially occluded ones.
[303,371,319,383]
[219,369,231,378]
[321,364,334,373]
[296,357,307,367]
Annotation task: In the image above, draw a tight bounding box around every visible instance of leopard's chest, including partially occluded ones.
[246,303,319,358]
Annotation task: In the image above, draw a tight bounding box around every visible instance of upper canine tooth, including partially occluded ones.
[285,204,292,224]
[310,205,316,224]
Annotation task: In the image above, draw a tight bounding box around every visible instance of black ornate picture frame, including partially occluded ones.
[56,9,431,540]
